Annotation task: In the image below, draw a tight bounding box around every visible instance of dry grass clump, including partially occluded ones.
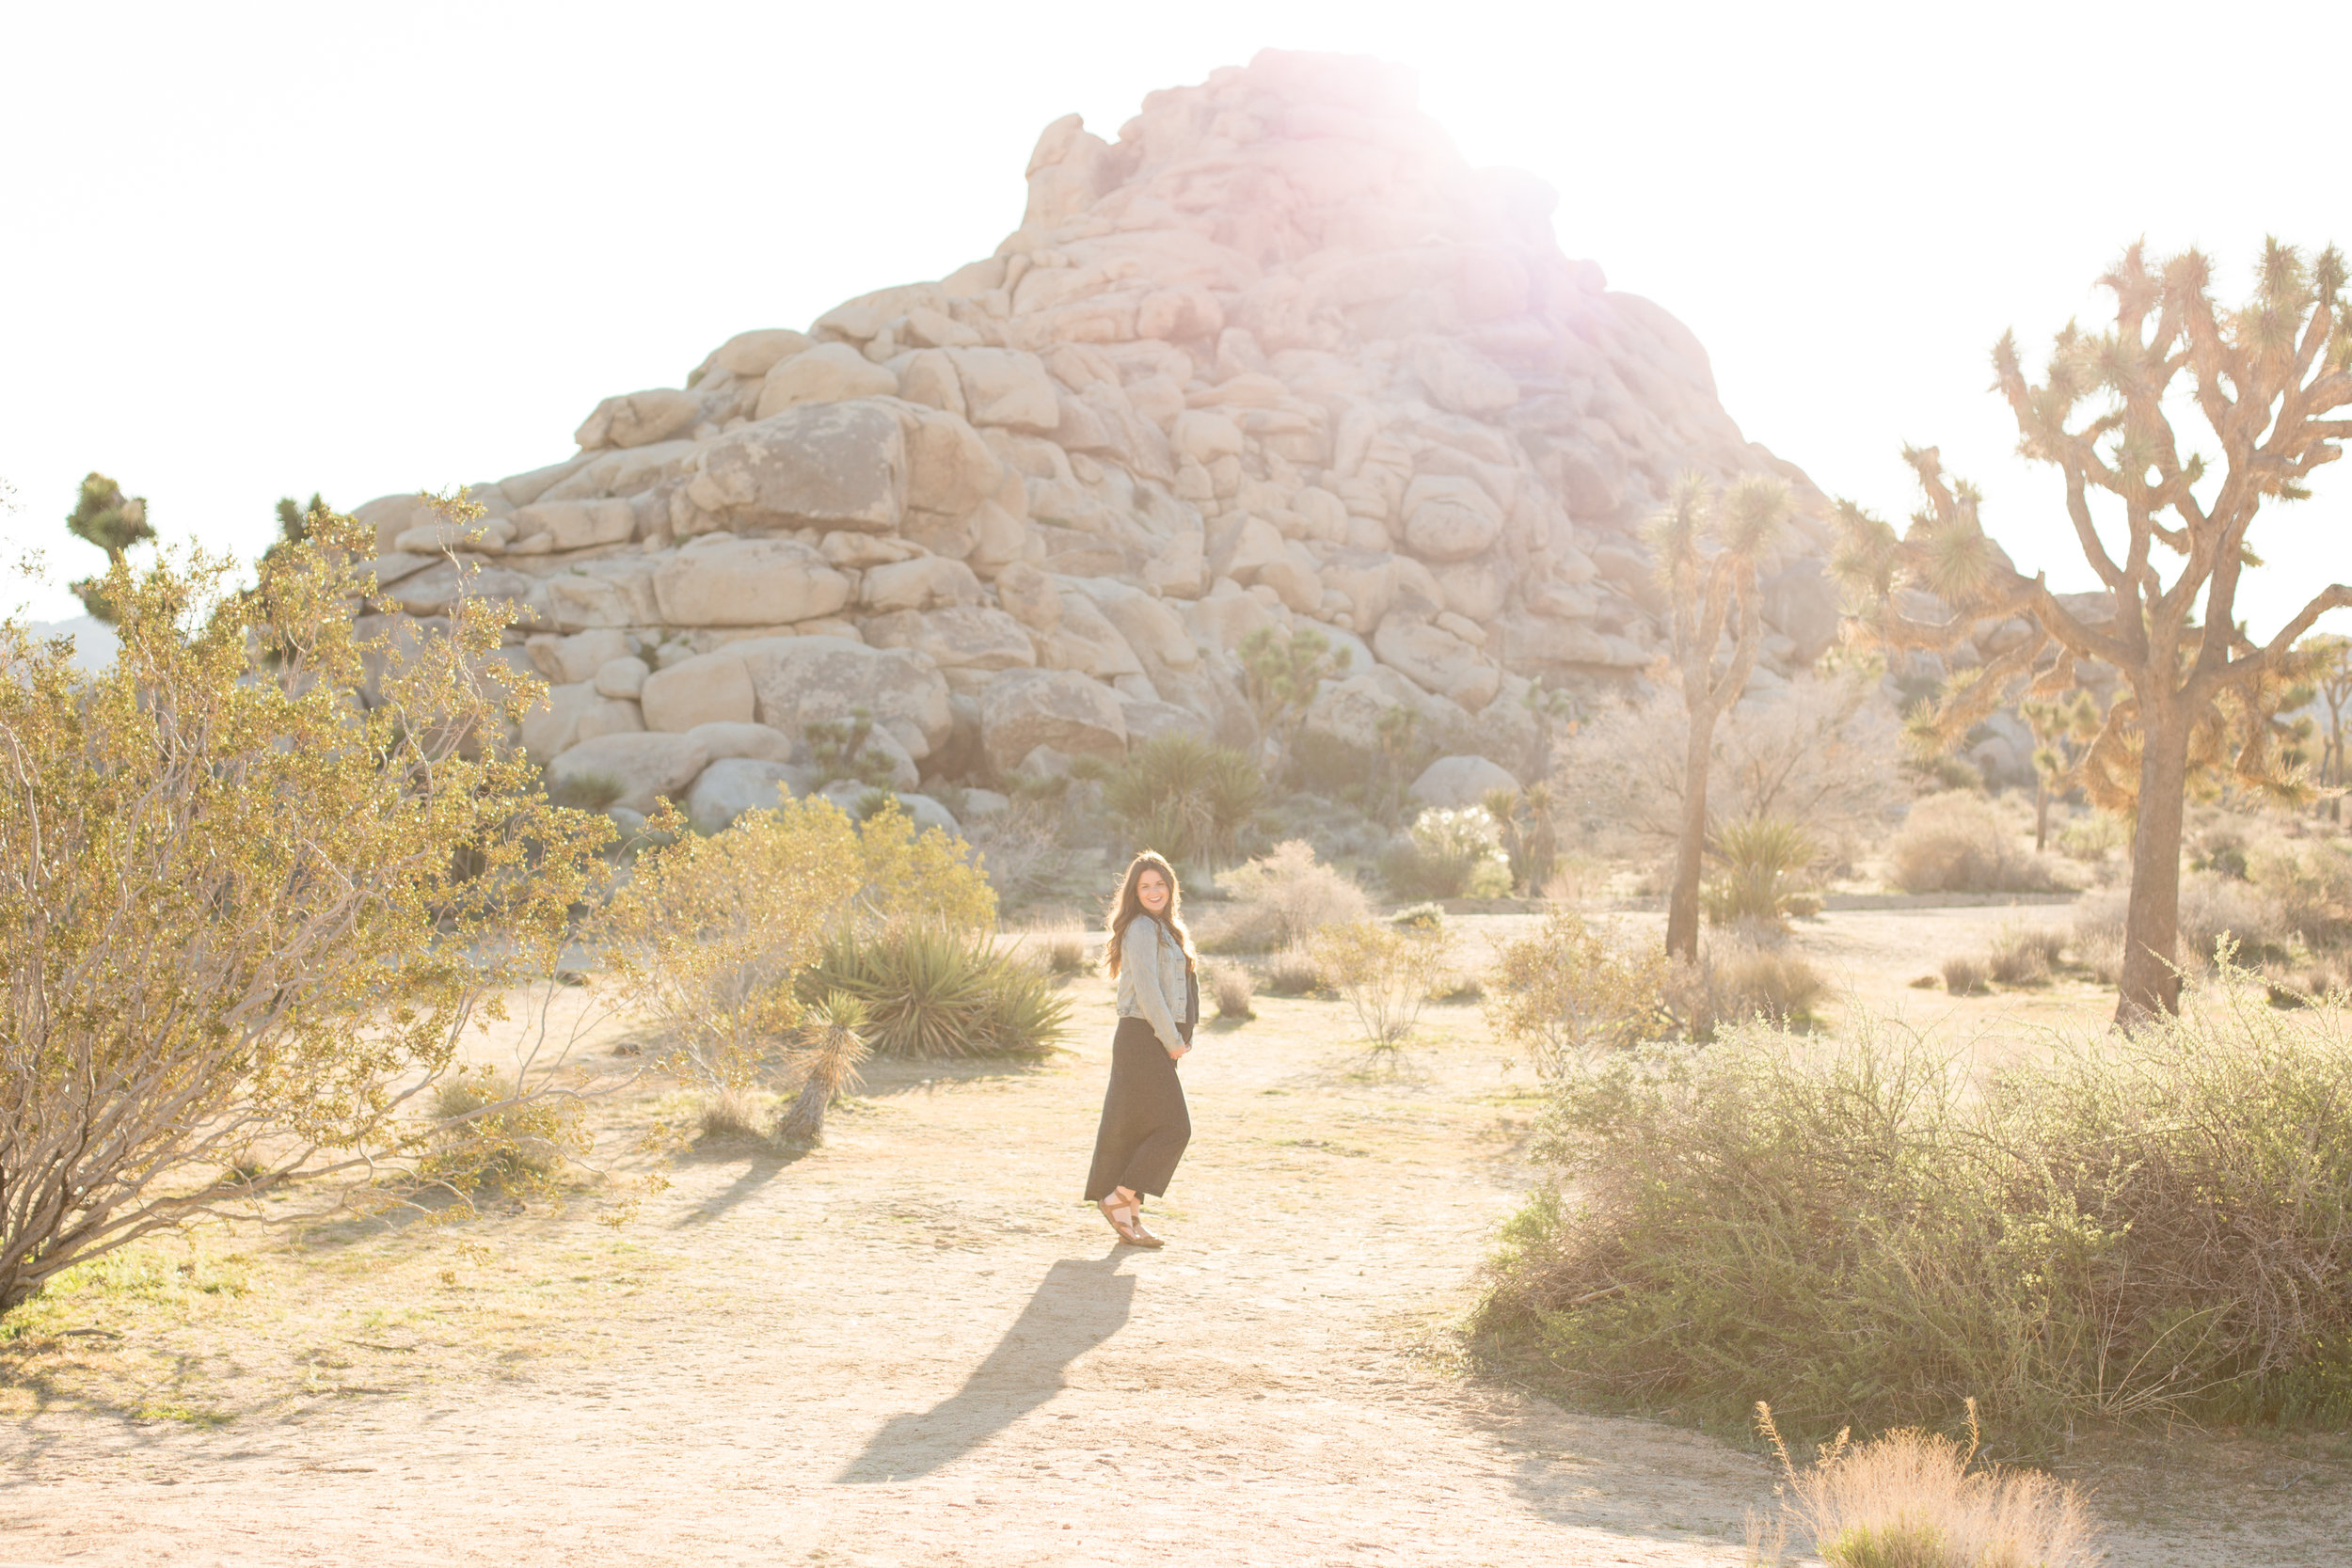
[1199,840,1371,953]
[1888,794,2061,894]
[1710,942,1827,1029]
[1208,964,1256,1021]
[696,1084,772,1143]
[1477,981,2352,1447]
[1747,1402,2098,1568]
[1939,955,1988,994]
[1985,925,2064,986]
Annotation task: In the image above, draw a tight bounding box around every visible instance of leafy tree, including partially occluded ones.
[1236,624,1350,774]
[1834,240,2351,1021]
[0,514,609,1316]
[62,472,153,625]
[1646,470,1791,960]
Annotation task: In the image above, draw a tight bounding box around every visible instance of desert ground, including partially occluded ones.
[5,904,2350,1566]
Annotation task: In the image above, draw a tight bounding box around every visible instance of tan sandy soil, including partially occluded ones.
[3,908,2348,1566]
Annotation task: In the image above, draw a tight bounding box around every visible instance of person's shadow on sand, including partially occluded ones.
[835,1253,1136,1482]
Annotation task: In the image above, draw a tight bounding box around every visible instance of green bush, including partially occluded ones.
[1382,806,1513,898]
[1476,981,2352,1449]
[798,925,1069,1059]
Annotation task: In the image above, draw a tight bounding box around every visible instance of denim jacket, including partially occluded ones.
[1115,913,1195,1057]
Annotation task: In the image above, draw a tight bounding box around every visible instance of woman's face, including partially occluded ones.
[1136,866,1170,914]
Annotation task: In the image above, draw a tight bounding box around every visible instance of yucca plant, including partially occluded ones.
[1103,733,1263,868]
[775,991,870,1144]
[800,925,1069,1059]
[1701,813,1816,927]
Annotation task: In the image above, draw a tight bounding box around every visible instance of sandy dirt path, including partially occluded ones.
[3,928,2346,1565]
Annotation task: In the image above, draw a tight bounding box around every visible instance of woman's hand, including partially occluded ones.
[1167,1042,1190,1060]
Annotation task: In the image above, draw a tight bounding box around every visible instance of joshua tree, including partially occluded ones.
[2309,632,2352,818]
[1649,471,1792,960]
[1835,241,2351,1022]
[63,472,153,624]
[775,993,870,1145]
[1236,624,1350,777]
[2019,689,2105,852]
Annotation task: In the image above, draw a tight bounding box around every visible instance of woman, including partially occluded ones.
[1085,850,1198,1248]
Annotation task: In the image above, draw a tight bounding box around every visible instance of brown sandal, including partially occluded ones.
[1124,1215,1166,1249]
[1097,1193,1146,1244]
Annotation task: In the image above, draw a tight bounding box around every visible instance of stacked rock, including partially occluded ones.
[351,49,1842,836]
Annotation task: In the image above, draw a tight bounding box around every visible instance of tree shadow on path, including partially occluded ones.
[834,1253,1135,1483]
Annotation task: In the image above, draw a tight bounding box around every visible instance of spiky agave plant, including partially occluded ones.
[775,991,870,1145]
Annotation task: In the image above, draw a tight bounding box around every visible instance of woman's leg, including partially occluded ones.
[1119,1053,1191,1198]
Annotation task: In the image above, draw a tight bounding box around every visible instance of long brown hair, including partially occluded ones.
[1103,850,1195,978]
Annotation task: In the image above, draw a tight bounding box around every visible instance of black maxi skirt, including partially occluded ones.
[1084,1017,1192,1201]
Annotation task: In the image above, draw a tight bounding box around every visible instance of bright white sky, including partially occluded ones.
[3,0,2345,640]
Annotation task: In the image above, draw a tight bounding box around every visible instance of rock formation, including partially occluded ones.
[351,50,1839,833]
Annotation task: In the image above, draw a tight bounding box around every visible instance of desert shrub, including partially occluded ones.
[1940,955,1989,994]
[1309,919,1451,1046]
[0,515,608,1316]
[804,706,897,789]
[1701,813,1818,927]
[774,992,870,1145]
[1985,925,2064,986]
[1102,733,1263,869]
[1888,794,2059,893]
[1479,983,2352,1448]
[1485,911,1673,1072]
[1208,964,1256,1021]
[1044,933,1089,975]
[426,1066,586,1190]
[2055,809,2126,861]
[798,924,1069,1059]
[1382,806,1513,898]
[1202,839,1371,952]
[599,799,864,1091]
[1389,901,1446,932]
[1748,1402,2099,1568]
[1262,947,1327,996]
[965,797,1083,907]
[2248,837,2352,950]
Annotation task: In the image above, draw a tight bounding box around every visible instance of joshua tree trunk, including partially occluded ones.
[2033,777,2050,855]
[2116,709,2191,1024]
[1665,704,1717,961]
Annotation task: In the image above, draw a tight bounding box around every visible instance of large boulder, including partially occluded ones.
[640,648,756,731]
[511,499,638,552]
[685,401,907,533]
[576,388,701,450]
[1408,754,1521,809]
[1374,616,1501,711]
[683,757,804,835]
[754,341,898,419]
[526,628,630,685]
[686,721,797,764]
[946,348,1059,431]
[707,327,812,379]
[518,681,601,764]
[861,555,982,612]
[1303,665,1470,753]
[738,636,955,761]
[548,732,712,814]
[651,537,853,627]
[861,606,1037,672]
[1400,476,1502,563]
[978,669,1129,774]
